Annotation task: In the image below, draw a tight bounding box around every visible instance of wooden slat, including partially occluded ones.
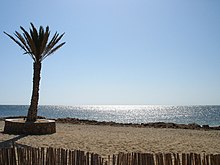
[155,153,164,165]
[173,153,180,165]
[164,153,172,165]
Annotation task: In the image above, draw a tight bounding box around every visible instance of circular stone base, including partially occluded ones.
[4,118,56,135]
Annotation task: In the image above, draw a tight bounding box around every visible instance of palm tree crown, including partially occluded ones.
[4,23,65,62]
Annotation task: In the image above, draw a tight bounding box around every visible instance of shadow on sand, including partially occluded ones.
[0,133,29,148]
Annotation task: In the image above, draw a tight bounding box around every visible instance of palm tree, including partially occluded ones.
[4,23,65,122]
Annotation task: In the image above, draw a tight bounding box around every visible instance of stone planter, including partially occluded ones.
[4,118,56,135]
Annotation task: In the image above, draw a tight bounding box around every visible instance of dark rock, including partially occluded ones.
[188,123,201,129]
[55,118,219,131]
[202,125,209,129]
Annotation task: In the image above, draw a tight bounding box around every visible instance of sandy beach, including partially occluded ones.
[0,121,219,157]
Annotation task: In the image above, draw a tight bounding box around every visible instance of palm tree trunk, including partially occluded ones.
[27,62,41,122]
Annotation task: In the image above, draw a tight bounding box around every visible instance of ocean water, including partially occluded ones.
[0,105,219,126]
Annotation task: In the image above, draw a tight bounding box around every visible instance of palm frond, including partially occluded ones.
[4,32,24,50]
[20,26,37,58]
[46,33,65,56]
[41,42,65,61]
[48,42,65,55]
[46,32,59,49]
[41,32,59,57]
[44,33,65,55]
[39,26,50,56]
[14,31,31,53]
[30,23,38,42]
[30,25,40,59]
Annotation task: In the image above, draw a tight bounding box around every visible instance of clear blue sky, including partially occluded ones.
[0,0,220,105]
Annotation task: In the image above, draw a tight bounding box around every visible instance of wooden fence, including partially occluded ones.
[111,152,220,165]
[0,146,219,165]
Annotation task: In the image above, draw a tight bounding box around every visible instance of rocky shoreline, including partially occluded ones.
[1,116,219,131]
[56,117,220,130]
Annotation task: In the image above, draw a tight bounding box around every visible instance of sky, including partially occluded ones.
[0,0,220,105]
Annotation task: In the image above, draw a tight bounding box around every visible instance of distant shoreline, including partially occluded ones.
[1,116,220,131]
[56,117,220,130]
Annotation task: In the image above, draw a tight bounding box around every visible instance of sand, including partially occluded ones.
[0,121,219,157]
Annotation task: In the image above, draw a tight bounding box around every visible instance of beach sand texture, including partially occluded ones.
[0,121,219,157]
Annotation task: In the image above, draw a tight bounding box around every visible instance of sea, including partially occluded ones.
[0,105,219,126]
